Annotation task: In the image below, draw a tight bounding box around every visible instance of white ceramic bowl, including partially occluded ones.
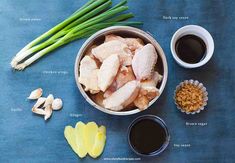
[74,26,168,115]
[171,25,214,68]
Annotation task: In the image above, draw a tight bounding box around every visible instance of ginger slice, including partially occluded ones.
[64,122,107,159]
[84,122,99,157]
[64,126,81,157]
[75,122,87,158]
[90,128,106,158]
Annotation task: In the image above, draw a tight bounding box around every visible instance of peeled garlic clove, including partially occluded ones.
[52,98,63,110]
[32,107,46,115]
[33,97,46,108]
[44,105,52,120]
[43,94,54,107]
[28,88,43,100]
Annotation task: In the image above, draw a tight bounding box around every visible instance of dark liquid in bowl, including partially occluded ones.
[175,34,206,63]
[129,119,166,155]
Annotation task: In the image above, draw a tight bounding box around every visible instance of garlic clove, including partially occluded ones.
[52,98,63,110]
[43,94,54,107]
[28,88,43,100]
[32,107,46,115]
[44,105,52,120]
[33,97,46,108]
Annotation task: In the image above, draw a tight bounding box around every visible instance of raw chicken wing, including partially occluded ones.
[78,56,100,94]
[132,44,158,80]
[105,34,144,53]
[92,40,132,65]
[98,54,120,92]
[103,80,140,111]
[104,66,136,98]
[134,71,162,110]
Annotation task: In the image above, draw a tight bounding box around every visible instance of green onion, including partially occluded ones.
[11,0,108,65]
[71,0,97,16]
[13,0,113,61]
[107,0,127,11]
[11,0,142,70]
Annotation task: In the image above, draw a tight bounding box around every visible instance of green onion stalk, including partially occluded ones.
[11,0,142,70]
[11,0,109,67]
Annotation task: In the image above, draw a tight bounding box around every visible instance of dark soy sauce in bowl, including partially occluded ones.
[128,115,170,156]
[175,34,206,63]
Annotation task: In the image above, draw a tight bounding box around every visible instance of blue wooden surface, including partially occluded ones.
[0,0,235,162]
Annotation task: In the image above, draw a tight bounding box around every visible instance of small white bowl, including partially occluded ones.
[171,25,214,68]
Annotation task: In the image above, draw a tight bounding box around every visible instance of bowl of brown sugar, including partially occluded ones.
[174,80,208,114]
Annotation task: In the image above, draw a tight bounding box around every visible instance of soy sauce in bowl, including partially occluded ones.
[128,115,170,156]
[175,34,206,63]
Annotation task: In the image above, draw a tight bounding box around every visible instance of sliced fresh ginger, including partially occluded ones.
[98,125,106,135]
[84,122,99,157]
[64,126,80,157]
[75,122,87,158]
[90,126,106,158]
[64,122,106,159]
